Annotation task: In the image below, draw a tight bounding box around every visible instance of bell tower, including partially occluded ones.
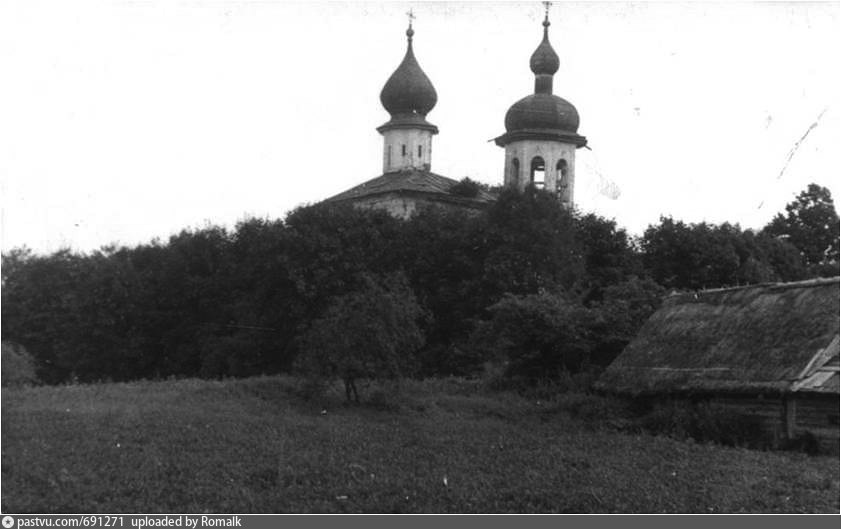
[494,4,586,207]
[377,11,439,173]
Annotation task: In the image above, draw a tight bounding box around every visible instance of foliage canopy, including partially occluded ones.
[763,183,840,272]
[2,182,836,385]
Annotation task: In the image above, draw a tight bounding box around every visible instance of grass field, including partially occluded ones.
[2,376,838,513]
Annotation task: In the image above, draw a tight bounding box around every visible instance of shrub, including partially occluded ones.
[1,341,39,387]
[482,370,598,399]
[557,393,632,429]
[418,343,487,378]
[639,400,768,449]
[782,432,821,455]
[367,380,404,411]
[198,334,268,379]
[449,177,484,198]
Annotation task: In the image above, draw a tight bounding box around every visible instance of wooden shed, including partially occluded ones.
[594,277,839,450]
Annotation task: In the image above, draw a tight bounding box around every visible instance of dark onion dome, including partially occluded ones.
[494,14,586,148]
[529,18,560,75]
[378,24,438,134]
[504,93,580,132]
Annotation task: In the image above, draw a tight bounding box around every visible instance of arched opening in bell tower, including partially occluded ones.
[530,156,545,189]
[556,159,569,195]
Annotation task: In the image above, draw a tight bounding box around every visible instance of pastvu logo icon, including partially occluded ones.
[2,516,14,528]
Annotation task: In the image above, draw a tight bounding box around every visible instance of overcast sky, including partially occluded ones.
[1,0,838,254]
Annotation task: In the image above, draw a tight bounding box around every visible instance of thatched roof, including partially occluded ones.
[595,277,840,396]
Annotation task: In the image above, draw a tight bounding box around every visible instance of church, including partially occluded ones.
[326,8,587,218]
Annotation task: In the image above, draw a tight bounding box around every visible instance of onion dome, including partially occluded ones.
[377,23,438,133]
[504,93,580,132]
[530,18,560,75]
[494,12,586,148]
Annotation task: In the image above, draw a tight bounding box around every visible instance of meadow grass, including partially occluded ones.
[2,375,838,513]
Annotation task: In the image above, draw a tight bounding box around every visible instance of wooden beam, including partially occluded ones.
[783,397,797,440]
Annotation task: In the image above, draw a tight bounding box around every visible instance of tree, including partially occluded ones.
[294,273,426,402]
[574,213,642,300]
[398,207,488,375]
[763,183,840,271]
[282,202,403,307]
[639,217,806,290]
[470,291,593,381]
[222,217,302,375]
[1,248,90,383]
[588,277,665,367]
[751,231,808,282]
[481,186,584,297]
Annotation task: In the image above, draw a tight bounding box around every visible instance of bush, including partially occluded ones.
[782,432,822,455]
[557,393,632,429]
[639,400,768,449]
[1,341,39,387]
[417,344,487,378]
[198,334,268,379]
[481,369,599,399]
[448,177,485,198]
[367,380,404,411]
[293,376,331,403]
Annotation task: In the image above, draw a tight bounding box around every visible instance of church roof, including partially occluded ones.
[326,169,495,205]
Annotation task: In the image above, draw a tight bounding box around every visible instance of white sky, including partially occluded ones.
[1,0,838,254]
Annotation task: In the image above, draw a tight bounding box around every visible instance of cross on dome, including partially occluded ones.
[407,8,415,38]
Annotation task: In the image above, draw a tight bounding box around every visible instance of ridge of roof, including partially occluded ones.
[665,276,840,301]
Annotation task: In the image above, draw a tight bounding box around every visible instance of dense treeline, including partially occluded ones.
[2,184,838,386]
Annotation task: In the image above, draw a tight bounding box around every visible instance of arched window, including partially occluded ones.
[510,157,520,183]
[530,156,545,189]
[418,145,423,158]
[556,159,569,194]
[401,144,407,157]
[387,145,393,168]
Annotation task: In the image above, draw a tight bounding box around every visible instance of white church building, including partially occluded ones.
[327,9,587,218]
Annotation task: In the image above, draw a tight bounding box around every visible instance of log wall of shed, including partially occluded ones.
[790,396,839,452]
[708,395,838,452]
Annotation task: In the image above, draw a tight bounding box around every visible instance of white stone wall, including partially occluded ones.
[382,129,434,173]
[358,194,418,219]
[348,194,485,220]
[503,139,577,206]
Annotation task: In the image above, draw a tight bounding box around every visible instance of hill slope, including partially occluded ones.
[2,376,838,513]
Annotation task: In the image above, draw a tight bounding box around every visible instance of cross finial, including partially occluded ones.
[543,1,552,24]
[406,8,415,40]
